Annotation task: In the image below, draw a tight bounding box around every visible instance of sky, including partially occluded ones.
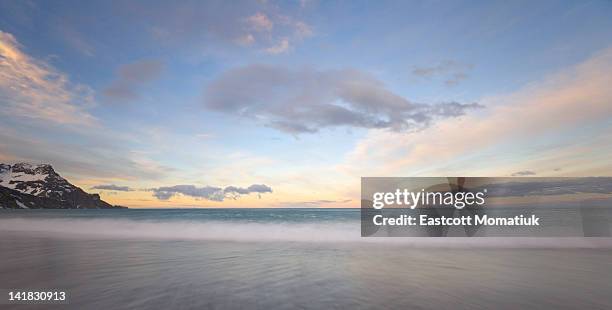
[0,0,611,208]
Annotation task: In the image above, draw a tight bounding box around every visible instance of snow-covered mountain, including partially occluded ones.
[0,163,125,209]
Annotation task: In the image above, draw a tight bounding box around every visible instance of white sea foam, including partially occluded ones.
[1,218,611,248]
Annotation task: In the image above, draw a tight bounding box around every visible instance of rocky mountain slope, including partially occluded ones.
[0,163,126,209]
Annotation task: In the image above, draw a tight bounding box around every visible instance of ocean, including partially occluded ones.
[1,209,612,309]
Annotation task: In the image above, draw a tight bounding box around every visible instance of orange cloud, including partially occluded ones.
[340,47,612,177]
[0,31,96,126]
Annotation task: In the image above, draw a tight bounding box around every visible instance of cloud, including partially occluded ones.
[475,178,612,197]
[195,133,215,139]
[124,2,312,55]
[150,184,272,201]
[0,34,179,185]
[151,185,223,200]
[512,170,536,176]
[412,60,473,86]
[235,34,255,46]
[293,21,313,39]
[203,64,482,134]
[265,38,290,54]
[277,199,353,208]
[0,30,96,126]
[246,12,273,32]
[299,0,311,8]
[55,22,96,57]
[259,15,312,54]
[91,184,132,191]
[445,72,468,87]
[341,48,612,177]
[241,11,312,54]
[0,122,177,183]
[131,1,257,45]
[224,184,272,195]
[103,59,163,101]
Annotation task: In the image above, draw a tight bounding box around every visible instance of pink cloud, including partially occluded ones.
[340,47,612,177]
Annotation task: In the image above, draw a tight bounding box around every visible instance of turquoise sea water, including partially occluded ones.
[0,208,361,222]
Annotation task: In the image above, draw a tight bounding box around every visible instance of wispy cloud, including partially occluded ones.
[278,199,353,208]
[235,34,255,46]
[103,59,164,102]
[0,30,96,125]
[91,184,133,191]
[55,22,96,57]
[246,12,273,32]
[511,170,536,176]
[476,178,612,197]
[125,2,313,55]
[412,60,473,86]
[265,38,290,54]
[292,21,313,39]
[204,64,481,134]
[0,122,178,184]
[242,11,313,54]
[342,48,612,176]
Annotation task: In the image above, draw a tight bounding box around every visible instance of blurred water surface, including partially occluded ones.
[1,209,611,309]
